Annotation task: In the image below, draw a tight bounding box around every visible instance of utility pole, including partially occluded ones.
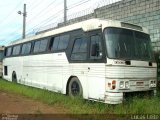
[18,4,27,39]
[64,0,67,24]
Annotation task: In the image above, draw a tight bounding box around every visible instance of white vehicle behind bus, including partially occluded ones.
[0,46,4,77]
[3,19,157,104]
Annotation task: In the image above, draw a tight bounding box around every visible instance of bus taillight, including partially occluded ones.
[112,80,116,89]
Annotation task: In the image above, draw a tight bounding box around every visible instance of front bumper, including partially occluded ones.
[104,92,123,104]
[104,89,157,104]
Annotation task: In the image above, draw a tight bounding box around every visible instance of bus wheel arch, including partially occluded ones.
[66,76,83,97]
[12,71,17,83]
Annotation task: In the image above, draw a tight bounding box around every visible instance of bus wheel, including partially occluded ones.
[12,71,17,83]
[68,77,83,97]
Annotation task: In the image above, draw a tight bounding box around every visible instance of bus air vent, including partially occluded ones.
[121,22,143,31]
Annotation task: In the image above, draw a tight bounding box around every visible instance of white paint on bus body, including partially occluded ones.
[3,18,157,104]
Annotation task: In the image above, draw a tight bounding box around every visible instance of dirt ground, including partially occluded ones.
[0,90,67,114]
[0,90,77,120]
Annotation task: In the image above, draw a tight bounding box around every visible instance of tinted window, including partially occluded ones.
[52,37,59,51]
[12,45,21,55]
[104,28,154,61]
[39,39,48,52]
[33,41,40,53]
[21,42,31,54]
[6,47,12,56]
[58,35,69,50]
[71,38,87,60]
[0,51,3,61]
[4,66,8,75]
[90,35,102,59]
[33,39,48,53]
[135,32,154,60]
[51,34,69,51]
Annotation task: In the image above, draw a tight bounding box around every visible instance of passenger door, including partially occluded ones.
[69,32,89,98]
[87,30,106,100]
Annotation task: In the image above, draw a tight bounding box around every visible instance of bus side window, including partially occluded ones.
[33,41,40,53]
[33,39,48,53]
[58,34,69,50]
[0,50,3,61]
[39,39,48,52]
[90,35,102,59]
[50,34,69,51]
[21,42,31,55]
[71,38,87,60]
[12,45,21,56]
[4,66,8,76]
[6,47,12,57]
[52,36,60,51]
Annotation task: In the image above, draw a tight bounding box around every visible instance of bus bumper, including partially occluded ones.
[104,92,123,104]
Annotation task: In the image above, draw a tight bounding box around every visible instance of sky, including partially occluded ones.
[0,0,120,45]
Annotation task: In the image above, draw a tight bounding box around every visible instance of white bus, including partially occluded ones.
[3,19,157,104]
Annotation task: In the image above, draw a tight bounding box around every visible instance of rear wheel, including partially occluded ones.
[12,71,17,83]
[68,77,83,97]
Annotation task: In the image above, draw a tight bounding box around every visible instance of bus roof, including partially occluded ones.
[8,18,148,46]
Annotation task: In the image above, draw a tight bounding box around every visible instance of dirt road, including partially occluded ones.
[0,91,77,120]
[0,90,67,114]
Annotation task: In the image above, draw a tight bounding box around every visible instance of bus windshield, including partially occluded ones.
[104,27,154,61]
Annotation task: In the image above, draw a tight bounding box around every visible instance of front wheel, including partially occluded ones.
[68,77,83,97]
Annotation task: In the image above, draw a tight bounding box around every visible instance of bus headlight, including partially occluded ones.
[119,81,124,88]
[125,81,130,89]
[150,80,156,88]
[119,81,130,89]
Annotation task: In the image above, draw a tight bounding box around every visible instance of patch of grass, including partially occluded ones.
[0,79,160,114]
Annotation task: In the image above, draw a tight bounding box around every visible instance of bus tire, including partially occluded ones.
[68,77,83,97]
[12,71,17,83]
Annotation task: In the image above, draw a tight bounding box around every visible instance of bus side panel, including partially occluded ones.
[22,53,70,93]
[67,63,106,101]
[87,63,106,101]
[3,57,23,82]
[69,63,89,99]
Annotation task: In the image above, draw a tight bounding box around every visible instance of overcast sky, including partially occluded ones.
[0,0,120,45]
